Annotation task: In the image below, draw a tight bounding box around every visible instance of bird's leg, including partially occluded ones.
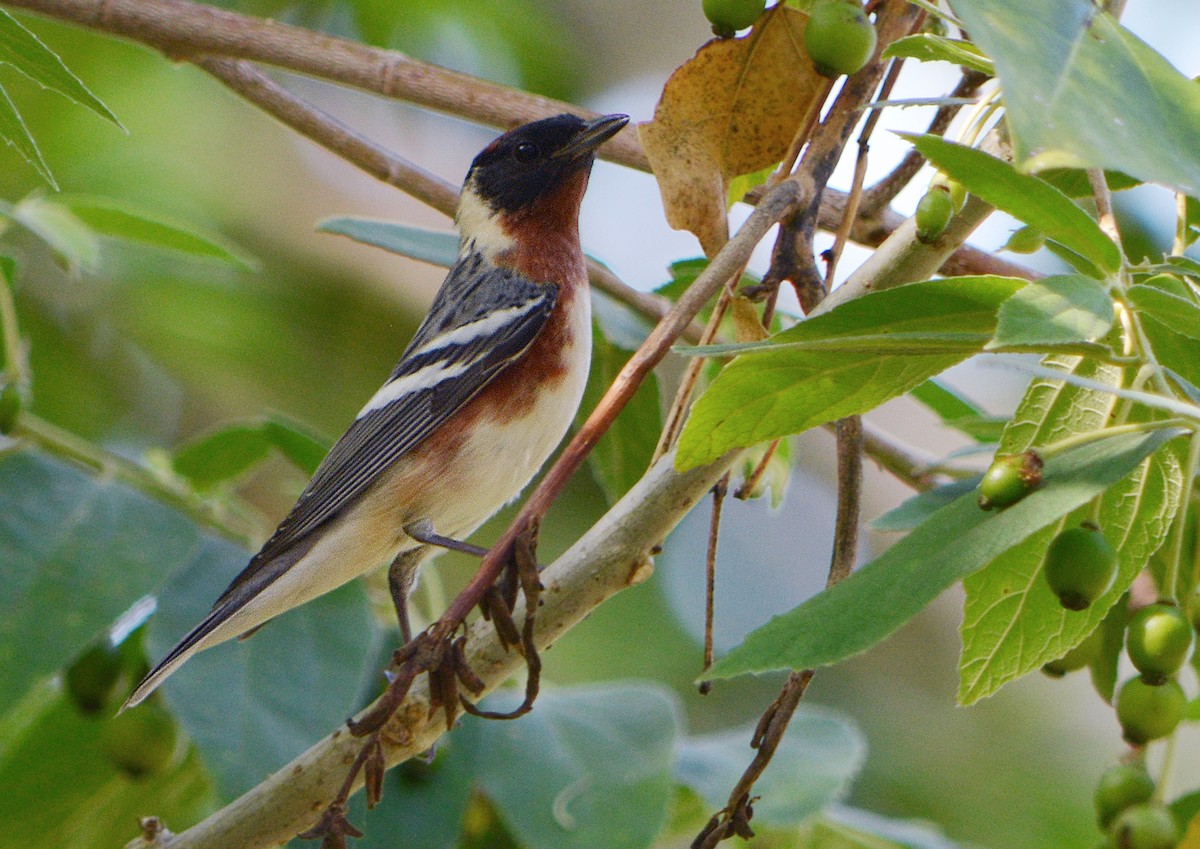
[404,518,490,558]
[387,548,425,644]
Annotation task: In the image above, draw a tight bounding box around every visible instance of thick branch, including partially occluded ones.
[123,450,736,849]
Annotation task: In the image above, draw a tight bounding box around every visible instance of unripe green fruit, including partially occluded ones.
[1042,627,1102,677]
[1094,763,1155,830]
[65,641,124,715]
[930,173,967,211]
[1116,677,1186,745]
[1004,226,1046,254]
[915,185,955,244]
[804,1,877,78]
[1127,603,1194,685]
[702,0,767,37]
[100,703,179,779]
[1109,803,1179,849]
[978,450,1043,510]
[1043,524,1117,611]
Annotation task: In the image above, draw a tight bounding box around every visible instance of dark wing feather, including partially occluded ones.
[212,256,555,608]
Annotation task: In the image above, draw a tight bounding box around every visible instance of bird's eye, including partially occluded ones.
[513,142,539,162]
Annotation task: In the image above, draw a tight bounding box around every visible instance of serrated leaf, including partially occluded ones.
[904,134,1121,273]
[988,275,1114,349]
[581,322,661,505]
[957,349,1186,704]
[0,10,121,129]
[705,428,1178,680]
[1127,285,1200,343]
[675,276,1025,470]
[318,217,459,267]
[639,6,827,254]
[950,0,1200,196]
[882,35,992,75]
[9,194,98,271]
[468,684,679,849]
[958,439,1182,704]
[57,196,249,266]
[0,451,199,714]
[0,83,54,188]
[675,707,865,827]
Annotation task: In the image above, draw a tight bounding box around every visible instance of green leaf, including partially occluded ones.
[909,379,1006,442]
[0,83,55,188]
[675,276,1025,470]
[8,194,98,271]
[317,217,458,267]
[704,427,1179,680]
[1038,169,1141,198]
[262,413,329,475]
[581,322,661,505]
[1127,285,1200,343]
[0,451,200,714]
[948,0,1200,196]
[871,477,980,533]
[0,685,215,849]
[882,35,993,75]
[0,10,121,129]
[148,539,374,798]
[1089,595,1129,704]
[959,435,1183,704]
[675,707,865,827]
[957,347,1186,704]
[172,423,271,490]
[469,683,679,849]
[988,275,1114,349]
[57,196,249,266]
[903,134,1121,273]
[816,807,968,849]
[173,416,330,489]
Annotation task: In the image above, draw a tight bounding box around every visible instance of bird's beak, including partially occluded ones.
[553,113,630,159]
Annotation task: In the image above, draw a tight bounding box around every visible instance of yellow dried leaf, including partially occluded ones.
[730,295,770,342]
[638,6,828,256]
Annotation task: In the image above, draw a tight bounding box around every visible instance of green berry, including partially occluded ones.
[915,185,955,244]
[1094,762,1155,830]
[1043,524,1117,611]
[1115,677,1186,745]
[1004,226,1046,254]
[100,702,179,779]
[930,173,967,211]
[1109,803,1179,849]
[804,1,877,78]
[978,450,1043,510]
[1127,603,1193,685]
[65,640,125,715]
[1042,627,1102,677]
[703,0,767,37]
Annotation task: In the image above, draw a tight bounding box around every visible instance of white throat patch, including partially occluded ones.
[456,181,516,261]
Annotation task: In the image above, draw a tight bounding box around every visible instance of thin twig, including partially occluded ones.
[1088,167,1121,246]
[698,474,729,695]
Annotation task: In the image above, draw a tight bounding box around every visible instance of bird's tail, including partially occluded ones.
[120,600,240,711]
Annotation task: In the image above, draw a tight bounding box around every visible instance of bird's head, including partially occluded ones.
[456,113,629,259]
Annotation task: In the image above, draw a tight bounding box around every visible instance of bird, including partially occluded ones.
[124,112,630,709]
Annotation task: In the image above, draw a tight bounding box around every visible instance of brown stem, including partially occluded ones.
[698,474,729,695]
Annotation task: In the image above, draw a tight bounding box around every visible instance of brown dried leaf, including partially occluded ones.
[639,6,827,256]
[730,295,769,342]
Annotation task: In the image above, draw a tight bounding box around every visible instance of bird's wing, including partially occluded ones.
[212,254,556,607]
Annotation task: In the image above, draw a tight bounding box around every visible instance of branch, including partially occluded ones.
[122,450,737,849]
[6,0,1036,283]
